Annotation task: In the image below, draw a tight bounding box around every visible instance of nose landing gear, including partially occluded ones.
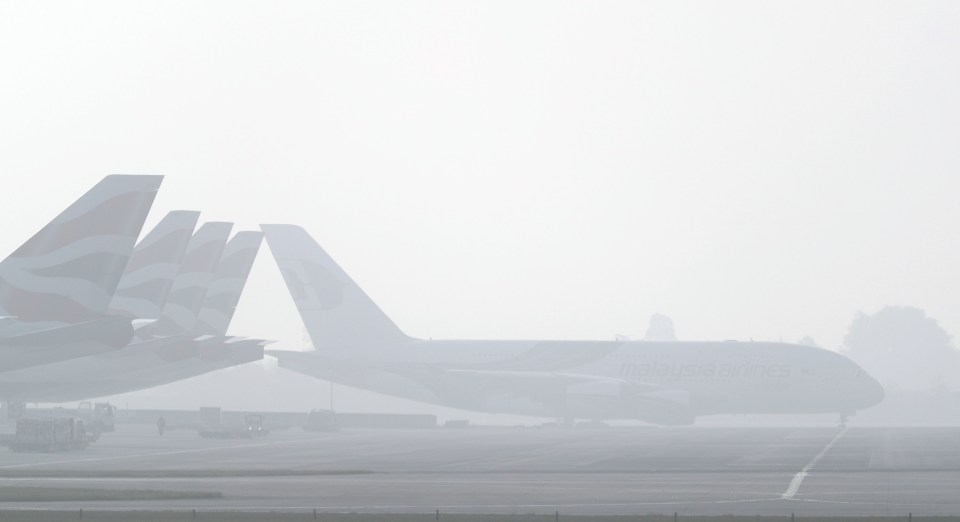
[838,412,849,428]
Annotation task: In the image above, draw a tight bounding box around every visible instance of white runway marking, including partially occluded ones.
[781,427,847,499]
[0,498,779,513]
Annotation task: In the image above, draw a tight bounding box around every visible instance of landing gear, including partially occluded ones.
[4,401,26,419]
[838,412,849,428]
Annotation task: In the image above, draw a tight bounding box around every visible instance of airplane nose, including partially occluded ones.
[859,374,885,409]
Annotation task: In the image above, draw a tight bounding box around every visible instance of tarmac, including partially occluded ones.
[0,424,959,516]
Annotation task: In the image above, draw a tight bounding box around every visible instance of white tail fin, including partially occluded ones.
[109,210,200,319]
[194,231,263,336]
[152,222,232,336]
[0,175,162,322]
[260,224,412,350]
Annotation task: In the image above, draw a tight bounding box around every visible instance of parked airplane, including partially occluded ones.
[0,213,210,400]
[0,222,265,403]
[194,231,265,336]
[100,230,267,395]
[108,210,201,320]
[151,222,233,337]
[262,224,885,425]
[0,175,161,372]
[70,230,267,399]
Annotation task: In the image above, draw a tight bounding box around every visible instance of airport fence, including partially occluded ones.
[0,511,957,522]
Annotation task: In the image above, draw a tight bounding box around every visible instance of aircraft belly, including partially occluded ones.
[0,340,119,373]
[273,343,862,422]
[2,349,262,403]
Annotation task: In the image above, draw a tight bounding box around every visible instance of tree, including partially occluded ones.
[644,313,678,341]
[843,306,959,392]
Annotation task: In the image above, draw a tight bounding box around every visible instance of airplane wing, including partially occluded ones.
[0,315,135,372]
[0,315,133,349]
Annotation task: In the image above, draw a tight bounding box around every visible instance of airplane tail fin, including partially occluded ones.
[108,210,201,319]
[260,224,412,351]
[152,222,233,336]
[193,231,263,336]
[0,175,162,322]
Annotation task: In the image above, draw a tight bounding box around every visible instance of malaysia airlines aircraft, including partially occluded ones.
[262,225,885,425]
[0,175,161,372]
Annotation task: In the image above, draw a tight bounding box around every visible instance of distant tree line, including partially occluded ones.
[842,306,959,392]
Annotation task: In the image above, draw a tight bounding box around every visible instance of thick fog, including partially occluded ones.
[1,1,960,426]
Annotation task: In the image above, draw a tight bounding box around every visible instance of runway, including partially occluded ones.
[1,425,959,515]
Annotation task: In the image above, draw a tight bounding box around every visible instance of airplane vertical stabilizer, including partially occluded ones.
[194,231,263,336]
[0,175,162,323]
[152,222,232,336]
[109,210,200,319]
[260,224,412,350]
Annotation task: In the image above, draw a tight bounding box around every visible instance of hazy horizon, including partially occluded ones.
[3,2,960,418]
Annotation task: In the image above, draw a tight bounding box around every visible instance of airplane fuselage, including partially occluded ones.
[262,224,886,426]
[275,339,885,424]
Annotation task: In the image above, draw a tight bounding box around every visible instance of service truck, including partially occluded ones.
[197,408,270,439]
[75,402,116,434]
[303,409,340,432]
[9,418,91,452]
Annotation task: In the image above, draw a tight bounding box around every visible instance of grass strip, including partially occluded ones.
[0,486,221,502]
[0,469,372,478]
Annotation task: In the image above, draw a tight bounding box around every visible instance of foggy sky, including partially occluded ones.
[2,1,959,359]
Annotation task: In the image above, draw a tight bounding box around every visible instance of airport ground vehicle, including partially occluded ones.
[9,418,90,452]
[243,414,269,437]
[303,409,340,432]
[75,402,116,434]
[197,408,270,438]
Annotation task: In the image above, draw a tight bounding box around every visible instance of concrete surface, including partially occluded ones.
[0,425,959,516]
